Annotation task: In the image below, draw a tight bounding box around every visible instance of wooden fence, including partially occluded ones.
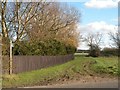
[2,54,74,74]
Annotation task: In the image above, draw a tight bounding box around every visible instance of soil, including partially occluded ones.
[24,75,118,88]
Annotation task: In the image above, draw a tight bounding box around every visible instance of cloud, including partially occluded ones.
[84,0,118,9]
[78,21,117,35]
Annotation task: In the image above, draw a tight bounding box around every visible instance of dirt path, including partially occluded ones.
[24,76,118,88]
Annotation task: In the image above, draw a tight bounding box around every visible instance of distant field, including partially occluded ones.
[2,56,119,88]
[74,53,88,56]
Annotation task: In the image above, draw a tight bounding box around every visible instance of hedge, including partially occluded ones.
[13,39,76,55]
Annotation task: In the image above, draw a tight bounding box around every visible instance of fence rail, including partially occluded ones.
[2,54,74,74]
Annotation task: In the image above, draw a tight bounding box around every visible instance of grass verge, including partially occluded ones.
[2,56,119,88]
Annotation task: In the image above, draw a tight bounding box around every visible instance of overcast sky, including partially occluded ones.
[67,0,118,50]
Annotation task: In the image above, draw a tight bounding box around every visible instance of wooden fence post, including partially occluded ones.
[0,34,2,89]
[10,40,13,75]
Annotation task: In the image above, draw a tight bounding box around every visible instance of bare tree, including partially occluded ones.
[0,1,80,55]
[28,2,80,47]
[0,1,51,41]
[0,1,51,54]
[109,31,120,56]
[83,32,103,57]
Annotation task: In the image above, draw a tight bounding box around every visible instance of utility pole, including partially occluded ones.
[10,40,13,75]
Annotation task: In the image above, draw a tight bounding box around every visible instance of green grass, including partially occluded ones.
[91,57,119,75]
[2,56,119,88]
